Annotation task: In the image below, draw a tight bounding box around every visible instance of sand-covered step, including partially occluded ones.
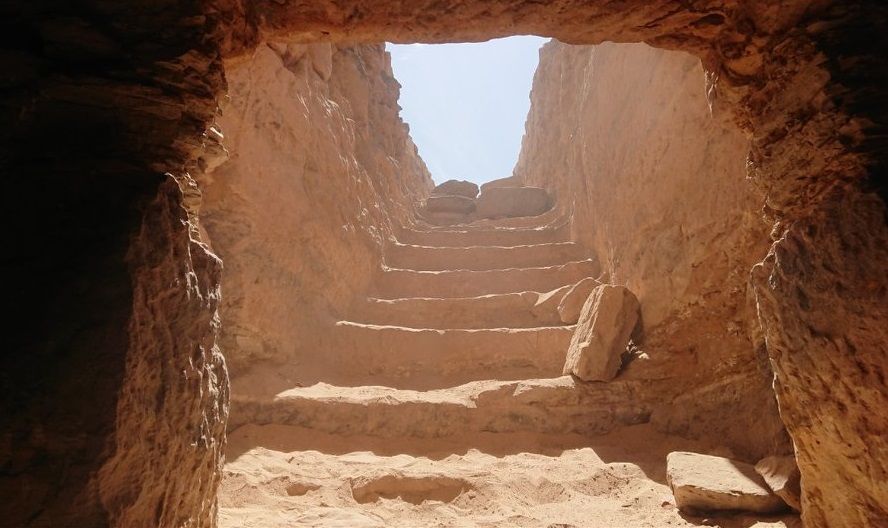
[385,241,586,271]
[397,222,569,247]
[317,322,573,389]
[221,423,801,528]
[356,291,567,329]
[229,376,652,436]
[418,206,566,231]
[374,259,599,298]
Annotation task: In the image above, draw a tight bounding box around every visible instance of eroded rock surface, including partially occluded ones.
[198,43,431,382]
[517,42,789,458]
[516,36,888,526]
[0,6,231,525]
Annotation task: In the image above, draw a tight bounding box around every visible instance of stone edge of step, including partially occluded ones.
[379,258,598,275]
[334,320,577,333]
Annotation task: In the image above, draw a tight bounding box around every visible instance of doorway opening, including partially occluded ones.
[387,36,547,187]
[206,38,797,528]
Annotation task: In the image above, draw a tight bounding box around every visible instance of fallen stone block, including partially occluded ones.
[425,194,476,214]
[755,455,802,512]
[563,284,639,381]
[475,186,550,219]
[667,451,787,514]
[432,179,479,199]
[479,175,520,193]
[557,277,603,324]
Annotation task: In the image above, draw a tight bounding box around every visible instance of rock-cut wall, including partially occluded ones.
[515,42,790,460]
[198,43,431,397]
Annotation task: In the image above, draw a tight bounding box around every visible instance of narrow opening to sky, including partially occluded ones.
[387,37,548,186]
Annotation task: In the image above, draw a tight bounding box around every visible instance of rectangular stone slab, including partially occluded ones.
[667,451,787,514]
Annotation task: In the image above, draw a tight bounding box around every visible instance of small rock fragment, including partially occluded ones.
[755,455,802,512]
[563,284,640,381]
[432,179,479,199]
[557,277,603,324]
[666,451,787,514]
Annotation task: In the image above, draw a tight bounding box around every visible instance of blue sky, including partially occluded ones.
[387,37,548,186]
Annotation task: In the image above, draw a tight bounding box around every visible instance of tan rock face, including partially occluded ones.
[755,456,802,512]
[751,193,888,525]
[433,179,479,199]
[666,452,787,514]
[476,186,551,219]
[97,177,228,527]
[519,42,789,459]
[563,284,640,381]
[198,42,431,380]
[516,37,888,526]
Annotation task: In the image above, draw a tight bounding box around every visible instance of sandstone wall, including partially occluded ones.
[0,3,231,525]
[515,41,790,460]
[198,43,432,395]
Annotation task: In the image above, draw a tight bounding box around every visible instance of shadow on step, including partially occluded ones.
[225,423,723,487]
[226,424,594,461]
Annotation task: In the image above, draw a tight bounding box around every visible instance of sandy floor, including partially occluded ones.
[219,424,800,528]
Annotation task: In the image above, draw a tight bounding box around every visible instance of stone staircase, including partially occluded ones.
[220,192,672,527]
[231,204,624,419]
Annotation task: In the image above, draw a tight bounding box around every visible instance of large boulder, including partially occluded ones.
[475,186,551,219]
[557,277,603,324]
[666,452,787,514]
[563,284,640,381]
[432,179,479,199]
[425,194,476,214]
[755,455,802,512]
